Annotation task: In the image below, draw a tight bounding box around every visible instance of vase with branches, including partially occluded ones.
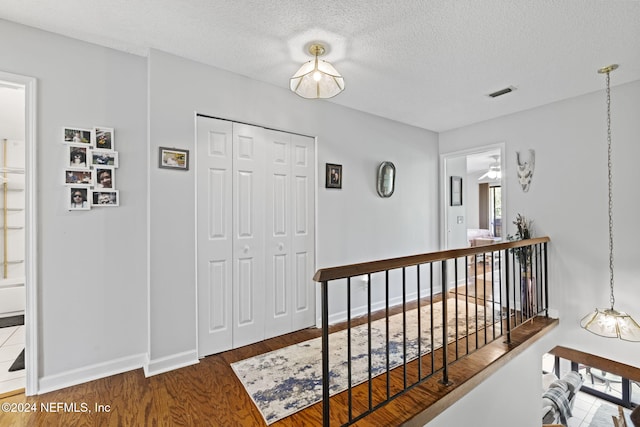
[508,213,533,267]
[508,213,536,317]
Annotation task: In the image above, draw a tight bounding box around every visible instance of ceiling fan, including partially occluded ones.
[478,155,501,180]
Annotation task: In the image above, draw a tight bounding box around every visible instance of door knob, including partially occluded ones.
[243,245,249,254]
[278,243,284,251]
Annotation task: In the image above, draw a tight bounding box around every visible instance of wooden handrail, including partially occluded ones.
[313,236,550,282]
[549,345,640,383]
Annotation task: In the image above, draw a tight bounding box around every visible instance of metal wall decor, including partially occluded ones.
[516,149,535,192]
[376,161,395,197]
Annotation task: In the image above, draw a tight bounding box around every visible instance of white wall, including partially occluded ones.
[438,80,640,425]
[147,49,440,368]
[0,18,440,388]
[429,329,560,427]
[0,19,148,389]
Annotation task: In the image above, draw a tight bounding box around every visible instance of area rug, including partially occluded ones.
[231,298,497,424]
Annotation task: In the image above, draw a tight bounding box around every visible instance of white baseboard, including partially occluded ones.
[328,290,444,325]
[143,349,199,377]
[547,308,560,318]
[38,353,147,395]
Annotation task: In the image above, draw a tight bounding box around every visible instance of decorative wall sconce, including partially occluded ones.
[376,161,395,197]
[290,43,345,99]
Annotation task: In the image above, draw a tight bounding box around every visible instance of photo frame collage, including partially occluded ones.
[63,126,120,210]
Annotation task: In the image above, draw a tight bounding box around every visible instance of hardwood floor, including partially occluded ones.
[0,295,557,427]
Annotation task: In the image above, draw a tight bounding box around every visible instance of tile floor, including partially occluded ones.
[0,324,25,394]
[568,390,632,427]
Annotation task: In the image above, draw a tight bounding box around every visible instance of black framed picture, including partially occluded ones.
[325,163,342,189]
[450,176,462,206]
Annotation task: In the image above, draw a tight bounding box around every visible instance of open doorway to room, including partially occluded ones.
[441,144,504,250]
[0,71,36,397]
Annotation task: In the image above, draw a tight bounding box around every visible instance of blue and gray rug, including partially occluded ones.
[231,298,497,424]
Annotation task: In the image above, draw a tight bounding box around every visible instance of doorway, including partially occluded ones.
[441,144,505,250]
[0,71,37,396]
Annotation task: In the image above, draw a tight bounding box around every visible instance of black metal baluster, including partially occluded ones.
[347,277,353,423]
[504,250,511,343]
[474,254,479,350]
[367,273,372,411]
[535,244,541,315]
[321,280,330,427]
[440,260,450,385]
[465,256,469,355]
[497,250,503,337]
[385,270,390,400]
[430,263,434,374]
[544,242,549,318]
[402,267,407,390]
[483,251,488,346]
[417,264,422,380]
[454,257,459,360]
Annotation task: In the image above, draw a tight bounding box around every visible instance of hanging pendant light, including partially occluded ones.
[580,64,640,342]
[290,43,345,99]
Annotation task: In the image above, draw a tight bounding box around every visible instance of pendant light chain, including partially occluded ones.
[605,70,615,311]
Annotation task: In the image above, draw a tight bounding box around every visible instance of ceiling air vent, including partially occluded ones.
[487,86,516,98]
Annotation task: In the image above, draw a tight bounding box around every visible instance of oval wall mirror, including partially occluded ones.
[376,161,396,197]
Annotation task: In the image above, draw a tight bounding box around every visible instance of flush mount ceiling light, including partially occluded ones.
[580,64,640,342]
[478,155,501,180]
[290,43,345,99]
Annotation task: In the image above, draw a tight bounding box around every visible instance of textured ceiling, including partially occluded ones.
[2,0,639,132]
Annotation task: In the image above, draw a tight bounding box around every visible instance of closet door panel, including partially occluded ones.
[232,123,265,348]
[264,130,292,338]
[291,135,315,329]
[196,116,233,357]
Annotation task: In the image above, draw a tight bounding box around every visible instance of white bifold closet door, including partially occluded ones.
[196,116,315,357]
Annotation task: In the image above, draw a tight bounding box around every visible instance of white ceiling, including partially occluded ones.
[2,0,639,132]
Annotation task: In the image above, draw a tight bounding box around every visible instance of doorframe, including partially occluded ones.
[0,70,38,395]
[440,142,505,250]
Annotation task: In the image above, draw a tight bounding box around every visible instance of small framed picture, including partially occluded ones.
[94,127,114,150]
[94,167,115,189]
[68,146,89,169]
[450,176,463,206]
[325,163,342,189]
[91,190,119,207]
[68,187,90,211]
[89,150,119,167]
[63,127,93,146]
[64,169,93,186]
[159,147,189,170]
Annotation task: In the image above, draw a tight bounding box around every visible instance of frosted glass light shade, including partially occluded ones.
[290,57,345,99]
[580,308,640,342]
